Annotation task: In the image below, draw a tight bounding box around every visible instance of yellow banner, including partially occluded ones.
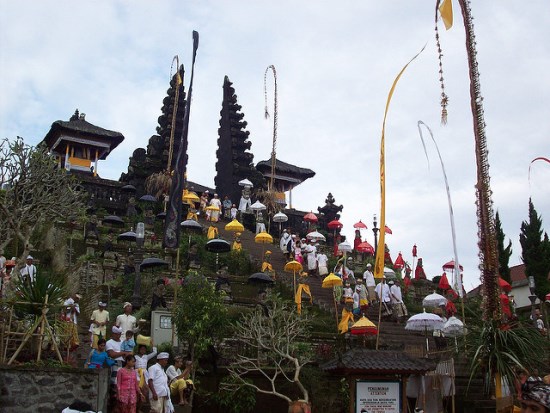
[439,0,454,30]
[374,45,426,280]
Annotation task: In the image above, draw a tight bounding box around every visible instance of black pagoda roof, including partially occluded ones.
[256,158,315,180]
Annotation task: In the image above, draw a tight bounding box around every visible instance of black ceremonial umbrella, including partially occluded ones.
[248,272,275,285]
[103,215,125,227]
[140,257,170,271]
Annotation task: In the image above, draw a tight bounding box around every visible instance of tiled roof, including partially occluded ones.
[510,264,526,283]
[256,158,315,179]
[321,348,435,375]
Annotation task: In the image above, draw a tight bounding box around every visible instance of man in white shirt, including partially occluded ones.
[388,280,408,323]
[20,255,37,286]
[90,301,109,349]
[363,263,377,304]
[148,352,170,413]
[63,293,81,348]
[374,278,392,318]
[116,302,138,337]
[106,326,131,383]
[280,229,291,261]
[316,250,328,276]
[305,241,317,277]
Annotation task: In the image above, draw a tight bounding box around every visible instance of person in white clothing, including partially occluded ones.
[209,194,222,222]
[148,352,171,413]
[388,280,408,323]
[305,241,317,277]
[279,229,291,261]
[375,278,392,317]
[63,293,81,348]
[316,250,328,276]
[116,302,138,337]
[106,326,132,383]
[20,255,37,286]
[363,263,377,304]
[135,343,157,398]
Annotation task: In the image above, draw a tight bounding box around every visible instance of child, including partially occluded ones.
[230,204,238,220]
[120,330,136,353]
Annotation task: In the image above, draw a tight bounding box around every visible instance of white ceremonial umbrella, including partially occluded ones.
[238,178,253,187]
[383,266,397,279]
[337,241,353,253]
[405,309,444,353]
[273,211,288,223]
[250,201,266,211]
[442,316,464,337]
[306,231,326,242]
[422,291,448,308]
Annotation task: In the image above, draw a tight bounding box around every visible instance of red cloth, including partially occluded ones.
[500,293,512,317]
[439,273,451,290]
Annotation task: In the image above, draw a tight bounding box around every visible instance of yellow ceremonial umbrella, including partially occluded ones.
[322,273,343,330]
[350,316,378,336]
[255,231,273,257]
[225,219,244,233]
[205,205,220,211]
[182,191,200,203]
[284,260,303,295]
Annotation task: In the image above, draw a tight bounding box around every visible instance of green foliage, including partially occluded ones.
[466,319,550,394]
[13,272,68,315]
[519,199,550,300]
[214,376,256,413]
[495,211,513,282]
[173,273,229,360]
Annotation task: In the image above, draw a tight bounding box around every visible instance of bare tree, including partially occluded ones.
[0,137,86,259]
[225,295,312,407]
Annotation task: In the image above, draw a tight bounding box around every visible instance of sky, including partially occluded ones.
[1,1,549,291]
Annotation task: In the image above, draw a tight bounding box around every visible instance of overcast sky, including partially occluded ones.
[1,1,549,291]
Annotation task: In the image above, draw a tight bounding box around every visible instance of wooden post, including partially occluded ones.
[36,294,49,362]
[172,247,180,346]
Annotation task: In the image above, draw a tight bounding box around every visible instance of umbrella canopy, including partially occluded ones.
[254,231,273,244]
[384,225,392,234]
[156,212,167,220]
[139,194,157,203]
[498,277,512,292]
[422,292,448,307]
[353,220,368,229]
[442,316,465,337]
[405,310,444,332]
[103,215,125,226]
[306,231,326,242]
[394,252,405,270]
[272,212,288,223]
[238,178,253,187]
[225,219,244,232]
[438,272,451,290]
[121,184,136,192]
[337,241,353,253]
[303,212,318,223]
[182,191,200,203]
[327,220,343,230]
[248,272,275,284]
[284,260,303,273]
[205,238,231,253]
[322,273,343,288]
[442,259,464,271]
[356,241,374,254]
[350,316,378,336]
[250,201,266,211]
[383,267,397,279]
[181,219,203,230]
[205,205,220,211]
[140,257,170,270]
[118,231,137,242]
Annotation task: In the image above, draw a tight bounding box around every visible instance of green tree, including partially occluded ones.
[519,199,550,300]
[495,211,513,282]
[0,137,86,259]
[173,273,228,369]
[224,294,312,406]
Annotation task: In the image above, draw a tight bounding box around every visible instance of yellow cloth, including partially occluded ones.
[261,262,273,273]
[439,0,453,30]
[207,226,218,240]
[186,211,198,220]
[295,283,312,315]
[232,241,242,251]
[338,308,354,334]
[359,298,368,307]
[137,368,146,387]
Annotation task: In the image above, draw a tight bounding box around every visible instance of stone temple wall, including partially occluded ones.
[0,365,109,413]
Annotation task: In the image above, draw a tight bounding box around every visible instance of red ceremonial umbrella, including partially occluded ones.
[356,241,374,255]
[384,225,392,234]
[403,274,412,292]
[394,252,405,270]
[500,293,512,317]
[498,277,512,292]
[442,259,464,271]
[438,272,451,290]
[353,220,368,230]
[303,212,318,223]
[327,220,343,230]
